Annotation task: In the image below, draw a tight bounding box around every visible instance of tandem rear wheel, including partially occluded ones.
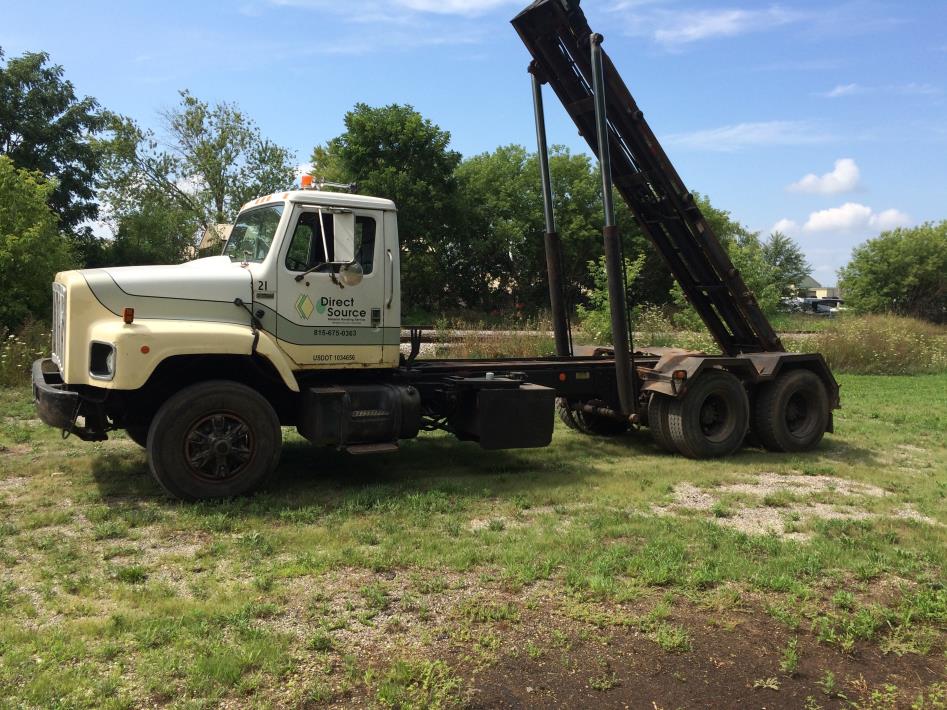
[647,369,830,457]
[146,380,282,501]
[556,398,630,436]
[753,369,830,452]
[666,370,749,458]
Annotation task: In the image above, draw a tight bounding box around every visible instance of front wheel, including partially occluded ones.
[147,381,282,500]
[125,425,149,448]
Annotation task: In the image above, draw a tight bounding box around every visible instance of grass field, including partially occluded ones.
[1,375,945,708]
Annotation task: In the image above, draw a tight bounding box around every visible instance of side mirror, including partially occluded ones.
[338,262,364,287]
[333,211,355,264]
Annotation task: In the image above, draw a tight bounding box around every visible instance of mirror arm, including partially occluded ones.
[294,257,359,282]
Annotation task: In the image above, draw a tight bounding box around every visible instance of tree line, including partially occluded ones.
[1,48,943,332]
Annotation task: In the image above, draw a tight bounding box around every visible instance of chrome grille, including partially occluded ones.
[51,283,66,369]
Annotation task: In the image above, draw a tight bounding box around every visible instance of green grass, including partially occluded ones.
[0,374,945,706]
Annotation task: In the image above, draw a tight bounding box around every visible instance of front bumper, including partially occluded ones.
[32,359,108,441]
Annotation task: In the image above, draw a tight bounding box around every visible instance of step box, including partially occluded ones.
[298,384,421,447]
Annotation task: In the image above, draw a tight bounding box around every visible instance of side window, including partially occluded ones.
[355,217,376,275]
[284,211,334,272]
[285,224,312,271]
[283,210,377,274]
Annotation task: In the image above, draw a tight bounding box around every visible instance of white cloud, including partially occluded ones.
[897,82,942,97]
[666,121,830,151]
[608,3,805,49]
[802,202,910,233]
[771,218,798,235]
[396,0,517,16]
[268,0,515,19]
[871,208,912,231]
[822,83,864,98]
[788,158,860,195]
[820,82,941,99]
[651,6,798,45]
[256,0,507,52]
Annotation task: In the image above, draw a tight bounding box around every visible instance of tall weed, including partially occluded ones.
[788,314,947,375]
[0,320,49,386]
[433,316,556,359]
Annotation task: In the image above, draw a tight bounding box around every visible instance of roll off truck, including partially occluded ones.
[32,0,840,500]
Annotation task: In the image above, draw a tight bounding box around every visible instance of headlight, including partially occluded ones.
[90,342,116,380]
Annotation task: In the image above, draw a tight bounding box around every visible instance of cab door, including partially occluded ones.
[275,204,387,367]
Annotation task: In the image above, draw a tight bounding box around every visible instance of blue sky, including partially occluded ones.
[3,0,946,286]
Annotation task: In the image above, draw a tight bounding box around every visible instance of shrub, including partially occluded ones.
[839,221,947,323]
[576,253,645,343]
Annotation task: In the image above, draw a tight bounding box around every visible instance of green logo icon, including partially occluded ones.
[316,299,327,314]
[295,294,314,320]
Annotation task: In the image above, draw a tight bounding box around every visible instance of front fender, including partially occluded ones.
[82,319,300,392]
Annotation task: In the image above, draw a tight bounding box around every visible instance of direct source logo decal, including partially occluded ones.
[295,294,315,320]
[319,296,367,324]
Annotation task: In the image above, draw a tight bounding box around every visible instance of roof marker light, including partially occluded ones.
[123,307,135,324]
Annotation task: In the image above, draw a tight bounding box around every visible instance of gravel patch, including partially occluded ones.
[717,472,887,499]
[653,473,940,541]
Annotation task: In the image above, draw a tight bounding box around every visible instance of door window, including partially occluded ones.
[284,212,376,274]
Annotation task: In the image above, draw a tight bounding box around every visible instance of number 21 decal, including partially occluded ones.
[257,280,269,291]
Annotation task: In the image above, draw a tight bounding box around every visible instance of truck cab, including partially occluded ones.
[227,190,402,370]
[33,188,432,499]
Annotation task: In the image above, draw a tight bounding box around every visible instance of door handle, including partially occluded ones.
[386,249,394,308]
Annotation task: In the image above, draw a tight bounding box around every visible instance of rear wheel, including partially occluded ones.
[147,380,282,500]
[667,370,748,459]
[647,393,676,453]
[556,398,629,436]
[753,369,829,452]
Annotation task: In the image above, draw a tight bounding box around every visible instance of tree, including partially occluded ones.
[97,93,295,263]
[576,253,646,342]
[108,195,202,266]
[453,144,545,309]
[0,48,107,230]
[762,231,811,296]
[0,156,73,328]
[311,103,461,309]
[446,144,668,313]
[163,91,295,224]
[670,197,780,329]
[839,222,947,322]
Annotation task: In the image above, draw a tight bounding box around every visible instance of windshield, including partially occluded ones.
[223,204,284,262]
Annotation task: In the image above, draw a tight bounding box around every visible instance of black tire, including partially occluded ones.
[125,425,149,448]
[556,397,581,431]
[147,380,282,500]
[647,393,677,453]
[667,370,749,459]
[556,398,629,436]
[753,369,829,452]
